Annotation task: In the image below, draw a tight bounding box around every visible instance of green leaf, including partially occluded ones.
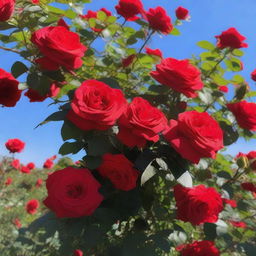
[200,51,219,61]
[106,16,117,24]
[11,61,28,78]
[59,141,84,155]
[238,243,256,256]
[148,84,169,94]
[86,134,115,156]
[197,40,215,50]
[97,11,107,21]
[232,74,244,84]
[201,61,216,71]
[65,9,76,19]
[79,29,94,39]
[203,223,217,240]
[83,155,102,169]
[217,171,232,179]
[42,70,65,82]
[170,27,180,36]
[99,77,121,89]
[35,110,67,128]
[232,49,244,57]
[27,73,52,95]
[219,121,239,146]
[61,121,84,141]
[88,18,96,28]
[225,58,242,72]
[138,55,154,68]
[134,30,145,39]
[127,35,138,45]
[47,5,65,15]
[212,74,229,85]
[235,84,247,100]
[0,22,15,30]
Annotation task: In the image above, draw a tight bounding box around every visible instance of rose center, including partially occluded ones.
[66,184,83,198]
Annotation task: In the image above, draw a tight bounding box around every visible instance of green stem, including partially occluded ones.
[131,30,155,69]
[221,168,245,188]
[204,50,230,78]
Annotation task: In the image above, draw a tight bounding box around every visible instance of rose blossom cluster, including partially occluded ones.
[42,72,225,223]
[21,1,226,226]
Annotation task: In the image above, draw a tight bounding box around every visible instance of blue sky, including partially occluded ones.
[0,0,256,166]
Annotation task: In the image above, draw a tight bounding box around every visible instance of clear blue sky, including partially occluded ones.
[0,0,256,166]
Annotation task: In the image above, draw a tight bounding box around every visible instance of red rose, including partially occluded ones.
[150,58,204,98]
[164,111,223,164]
[175,6,189,20]
[67,80,127,131]
[36,178,43,188]
[0,68,21,107]
[117,97,167,148]
[80,8,112,32]
[97,154,139,191]
[177,101,187,112]
[43,167,103,218]
[227,101,256,131]
[219,85,228,93]
[31,0,39,4]
[222,198,237,208]
[25,88,47,102]
[115,0,144,21]
[11,159,20,169]
[146,7,173,34]
[31,26,87,71]
[122,54,136,67]
[178,240,220,256]
[26,162,35,170]
[229,220,247,228]
[26,199,39,214]
[5,177,12,186]
[43,158,54,169]
[241,182,256,193]
[5,138,25,153]
[251,69,256,81]
[250,160,256,170]
[13,218,22,229]
[145,47,163,58]
[25,83,60,102]
[0,0,15,21]
[73,250,83,256]
[215,27,248,49]
[246,151,256,159]
[174,184,223,225]
[235,152,247,159]
[57,18,69,30]
[20,166,30,174]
